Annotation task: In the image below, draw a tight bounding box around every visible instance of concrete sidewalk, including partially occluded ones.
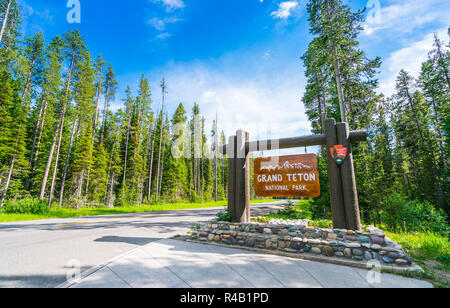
[61,239,432,288]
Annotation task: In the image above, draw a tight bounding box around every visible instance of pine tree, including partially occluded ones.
[41,30,86,205]
[28,36,64,194]
[0,71,28,208]
[100,64,118,144]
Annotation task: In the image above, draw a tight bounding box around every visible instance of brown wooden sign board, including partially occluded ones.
[254,154,320,198]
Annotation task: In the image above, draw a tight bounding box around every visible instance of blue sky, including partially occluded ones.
[19,0,450,151]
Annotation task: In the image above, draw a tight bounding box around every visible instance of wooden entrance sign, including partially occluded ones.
[221,119,367,230]
[254,154,320,198]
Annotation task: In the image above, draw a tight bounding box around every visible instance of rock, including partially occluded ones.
[359,236,370,243]
[208,234,215,241]
[372,252,380,261]
[382,256,394,264]
[371,236,385,246]
[347,230,356,235]
[292,237,303,242]
[291,242,303,251]
[222,225,230,231]
[344,243,361,249]
[264,228,272,234]
[214,235,221,242]
[246,238,255,247]
[352,249,364,256]
[311,232,322,239]
[395,259,409,266]
[230,237,238,245]
[303,244,311,253]
[322,246,335,257]
[327,233,337,240]
[383,247,400,252]
[374,231,385,238]
[199,232,208,238]
[308,239,321,245]
[335,252,344,258]
[361,243,371,249]
[311,247,322,255]
[388,252,399,260]
[278,241,286,249]
[345,235,358,241]
[353,256,363,261]
[344,248,352,258]
[371,244,382,251]
[364,251,372,260]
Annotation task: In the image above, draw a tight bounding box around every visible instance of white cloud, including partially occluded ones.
[147,66,311,154]
[153,0,185,12]
[379,27,449,96]
[148,17,180,31]
[363,0,450,36]
[156,32,172,40]
[271,1,299,19]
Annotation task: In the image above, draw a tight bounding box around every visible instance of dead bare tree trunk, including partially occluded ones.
[0,156,15,210]
[59,118,79,205]
[121,107,132,200]
[0,0,12,44]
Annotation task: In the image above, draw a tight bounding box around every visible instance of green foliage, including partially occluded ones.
[216,210,233,222]
[3,198,49,215]
[382,194,449,236]
[308,219,333,229]
[387,231,450,264]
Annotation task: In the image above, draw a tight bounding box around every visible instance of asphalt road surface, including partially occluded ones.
[0,202,284,288]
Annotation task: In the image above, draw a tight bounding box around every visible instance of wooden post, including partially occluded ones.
[325,119,347,229]
[336,122,362,231]
[234,130,250,223]
[227,136,236,219]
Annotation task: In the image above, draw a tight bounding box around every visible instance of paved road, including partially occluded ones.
[0,202,284,288]
[66,239,432,289]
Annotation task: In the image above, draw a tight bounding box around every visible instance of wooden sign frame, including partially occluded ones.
[221,118,366,231]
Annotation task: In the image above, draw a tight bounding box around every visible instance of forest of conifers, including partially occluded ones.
[0,1,448,232]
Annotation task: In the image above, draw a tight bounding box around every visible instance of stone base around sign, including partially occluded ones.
[186,221,423,274]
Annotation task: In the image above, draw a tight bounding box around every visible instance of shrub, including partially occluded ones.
[216,210,233,222]
[3,198,50,215]
[309,219,333,229]
[381,194,449,236]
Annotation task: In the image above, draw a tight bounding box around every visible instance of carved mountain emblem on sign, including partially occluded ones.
[330,145,348,165]
[260,161,311,171]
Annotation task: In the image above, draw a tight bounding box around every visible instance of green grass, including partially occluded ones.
[0,199,279,223]
[386,231,450,288]
[386,231,450,264]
